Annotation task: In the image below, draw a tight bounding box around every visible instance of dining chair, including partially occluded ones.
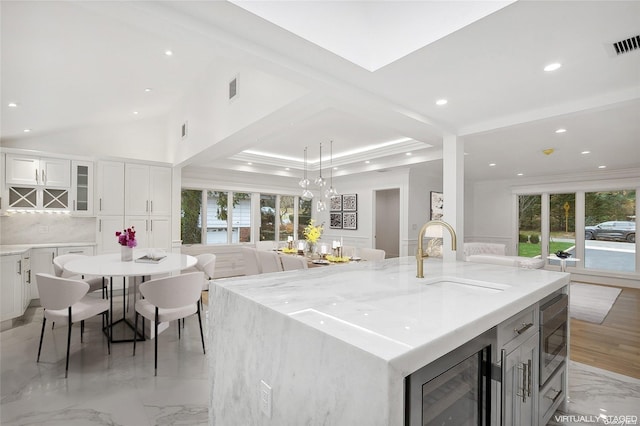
[255,241,277,251]
[359,248,386,261]
[133,271,206,376]
[195,253,216,308]
[36,273,111,378]
[53,254,107,298]
[257,250,284,273]
[241,247,262,275]
[280,255,308,271]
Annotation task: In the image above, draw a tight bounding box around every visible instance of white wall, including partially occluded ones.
[407,162,443,256]
[167,61,309,166]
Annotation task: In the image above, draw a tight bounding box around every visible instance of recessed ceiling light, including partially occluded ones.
[23,129,31,133]
[436,99,448,106]
[598,165,606,169]
[144,88,152,92]
[406,152,412,156]
[581,150,591,155]
[489,163,496,167]
[364,160,370,164]
[333,166,338,170]
[164,50,173,56]
[555,128,567,134]
[544,63,562,72]
[247,162,253,166]
[285,167,290,171]
[133,111,139,115]
[517,173,524,176]
[8,102,18,108]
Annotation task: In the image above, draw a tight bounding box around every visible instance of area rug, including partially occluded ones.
[570,283,622,324]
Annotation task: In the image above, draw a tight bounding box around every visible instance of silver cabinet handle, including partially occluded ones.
[51,252,55,263]
[514,322,533,335]
[526,359,532,397]
[99,219,102,232]
[42,169,46,184]
[73,200,76,211]
[517,361,529,403]
[35,169,39,184]
[150,200,153,213]
[545,388,562,404]
[146,200,149,212]
[99,198,102,211]
[27,270,31,284]
[17,260,22,274]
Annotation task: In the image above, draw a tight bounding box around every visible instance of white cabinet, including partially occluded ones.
[29,248,57,299]
[70,161,94,215]
[6,154,70,188]
[96,161,125,216]
[97,216,125,254]
[1,255,23,321]
[125,164,171,216]
[58,245,94,256]
[125,216,171,251]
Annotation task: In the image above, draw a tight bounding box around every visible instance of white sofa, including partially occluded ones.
[463,242,545,269]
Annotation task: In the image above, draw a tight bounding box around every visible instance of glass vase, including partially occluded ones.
[121,246,133,262]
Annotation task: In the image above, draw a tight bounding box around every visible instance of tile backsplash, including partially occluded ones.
[0,214,95,245]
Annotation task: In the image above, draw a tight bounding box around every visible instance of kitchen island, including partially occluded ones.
[208,256,569,425]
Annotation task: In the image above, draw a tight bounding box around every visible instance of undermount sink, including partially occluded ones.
[422,276,510,293]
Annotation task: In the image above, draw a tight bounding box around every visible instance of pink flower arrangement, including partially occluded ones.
[116,227,137,248]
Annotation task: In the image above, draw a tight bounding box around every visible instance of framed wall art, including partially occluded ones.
[342,194,357,211]
[342,212,358,230]
[330,212,343,229]
[430,191,443,220]
[330,195,342,211]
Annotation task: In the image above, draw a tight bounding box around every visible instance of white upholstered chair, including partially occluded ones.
[36,273,111,378]
[53,254,106,297]
[255,241,277,251]
[241,247,262,275]
[194,253,216,309]
[133,272,206,376]
[359,248,386,261]
[280,255,308,271]
[257,250,284,273]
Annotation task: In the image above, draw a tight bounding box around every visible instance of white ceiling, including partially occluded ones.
[1,1,639,182]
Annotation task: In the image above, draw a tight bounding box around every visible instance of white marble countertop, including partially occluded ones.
[215,256,569,374]
[0,242,96,255]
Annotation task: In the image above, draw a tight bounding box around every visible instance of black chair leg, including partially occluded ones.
[197,303,205,354]
[133,311,138,356]
[81,320,85,343]
[154,308,159,377]
[37,317,47,362]
[105,310,111,355]
[65,307,72,378]
[178,319,181,340]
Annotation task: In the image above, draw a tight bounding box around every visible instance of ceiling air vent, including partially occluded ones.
[612,35,640,55]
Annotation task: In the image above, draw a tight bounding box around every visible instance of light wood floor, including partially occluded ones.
[570,285,640,379]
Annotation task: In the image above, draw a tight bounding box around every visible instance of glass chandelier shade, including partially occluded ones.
[300,147,314,200]
[314,142,326,187]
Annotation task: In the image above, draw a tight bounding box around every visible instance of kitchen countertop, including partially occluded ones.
[214,256,569,371]
[0,242,97,256]
[209,256,570,425]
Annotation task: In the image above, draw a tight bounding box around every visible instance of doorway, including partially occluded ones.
[375,188,400,258]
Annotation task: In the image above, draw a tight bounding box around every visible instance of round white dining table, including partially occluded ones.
[64,250,196,277]
[64,250,197,343]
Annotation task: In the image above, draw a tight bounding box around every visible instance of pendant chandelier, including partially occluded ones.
[300,142,338,210]
[299,147,314,200]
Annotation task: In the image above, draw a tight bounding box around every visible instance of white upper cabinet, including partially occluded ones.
[70,160,94,215]
[125,164,171,217]
[96,161,124,216]
[6,154,70,188]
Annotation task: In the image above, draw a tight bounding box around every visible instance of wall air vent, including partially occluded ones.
[229,75,239,101]
[612,35,640,55]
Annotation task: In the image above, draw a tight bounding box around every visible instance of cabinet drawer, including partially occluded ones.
[497,305,537,347]
[539,365,565,425]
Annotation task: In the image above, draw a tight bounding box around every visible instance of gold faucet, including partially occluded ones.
[416,220,457,278]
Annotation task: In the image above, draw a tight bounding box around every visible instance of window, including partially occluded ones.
[232,192,251,243]
[207,191,229,243]
[260,194,277,241]
[518,194,542,258]
[549,193,576,257]
[298,197,312,239]
[584,190,635,273]
[181,189,202,244]
[279,195,295,241]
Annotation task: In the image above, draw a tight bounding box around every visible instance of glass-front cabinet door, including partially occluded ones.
[70,160,93,215]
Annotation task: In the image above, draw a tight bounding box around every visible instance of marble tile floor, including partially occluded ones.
[2,299,639,426]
